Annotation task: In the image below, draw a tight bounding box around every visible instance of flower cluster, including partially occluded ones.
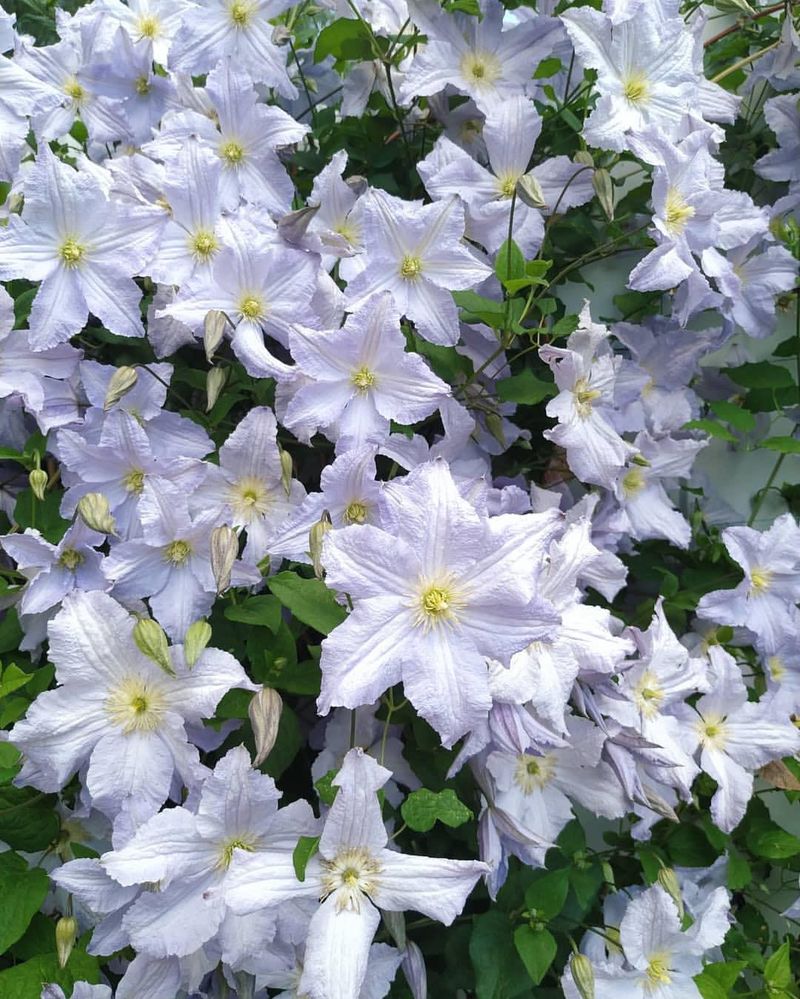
[0,1,799,998]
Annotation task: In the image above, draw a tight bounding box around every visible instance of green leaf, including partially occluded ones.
[683,419,736,443]
[764,941,791,989]
[470,911,531,999]
[725,849,751,890]
[495,239,525,286]
[314,18,373,63]
[534,56,562,78]
[513,925,557,985]
[12,488,70,544]
[746,817,800,860]
[0,945,100,998]
[224,595,283,631]
[0,664,33,699]
[268,572,347,636]
[261,703,302,780]
[708,400,756,432]
[0,852,49,954]
[400,788,472,832]
[761,436,800,454]
[665,824,720,867]
[496,369,555,405]
[453,290,506,329]
[292,835,321,882]
[550,314,579,337]
[314,769,340,806]
[694,960,747,999]
[523,868,570,920]
[0,786,60,851]
[728,361,793,389]
[774,335,800,357]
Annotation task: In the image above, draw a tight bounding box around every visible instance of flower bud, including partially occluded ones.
[279,448,293,497]
[574,150,594,167]
[592,168,615,221]
[103,365,138,411]
[516,172,546,210]
[211,524,238,594]
[206,366,227,412]
[401,940,427,999]
[77,492,116,535]
[278,205,319,245]
[657,866,684,920]
[383,909,406,949]
[309,509,333,580]
[271,24,291,45]
[204,309,228,361]
[345,175,369,197]
[249,687,283,766]
[29,467,48,501]
[55,915,78,969]
[184,620,212,668]
[133,618,175,676]
[569,953,595,999]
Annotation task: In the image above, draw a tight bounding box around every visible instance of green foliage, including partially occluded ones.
[268,571,348,635]
[400,788,472,832]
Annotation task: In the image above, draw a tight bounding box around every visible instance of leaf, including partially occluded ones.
[513,925,557,985]
[292,835,321,882]
[470,911,531,999]
[0,945,100,999]
[224,595,283,632]
[314,18,373,63]
[746,816,800,860]
[400,788,472,832]
[761,436,800,454]
[495,239,525,286]
[725,849,751,891]
[453,290,506,329]
[0,852,49,954]
[728,361,793,389]
[496,369,555,405]
[683,419,736,443]
[665,824,720,867]
[268,572,347,636]
[0,664,33,699]
[13,488,69,544]
[708,400,756,432]
[695,960,747,999]
[261,703,302,780]
[523,868,570,920]
[0,786,60,851]
[314,769,339,807]
[764,942,791,989]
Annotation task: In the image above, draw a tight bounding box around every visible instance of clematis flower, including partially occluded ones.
[344,190,492,347]
[0,146,164,348]
[283,293,450,452]
[9,590,257,827]
[318,459,560,746]
[42,985,112,999]
[756,93,800,185]
[89,0,193,65]
[224,748,487,999]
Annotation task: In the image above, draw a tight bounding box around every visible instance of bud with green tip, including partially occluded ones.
[184,620,212,668]
[133,618,175,676]
[309,509,333,580]
[249,686,283,766]
[211,524,238,594]
[279,448,293,497]
[516,172,546,210]
[206,366,227,412]
[569,953,595,999]
[592,168,615,221]
[574,150,594,167]
[204,309,228,361]
[103,365,138,411]
[76,492,117,535]
[29,467,48,501]
[657,866,684,919]
[55,915,78,969]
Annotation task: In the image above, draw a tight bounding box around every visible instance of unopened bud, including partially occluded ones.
[133,618,174,676]
[345,175,369,197]
[249,687,283,766]
[211,524,238,594]
[204,310,228,362]
[206,366,227,412]
[55,915,78,969]
[383,909,406,949]
[657,867,684,919]
[29,467,48,501]
[279,448,293,497]
[77,492,116,535]
[401,940,427,999]
[309,509,333,579]
[104,365,138,411]
[278,205,318,245]
[271,24,292,45]
[570,953,595,999]
[592,168,615,221]
[574,150,594,167]
[516,172,546,210]
[184,620,212,668]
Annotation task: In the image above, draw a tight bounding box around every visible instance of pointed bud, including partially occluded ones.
[345,175,369,197]
[309,509,333,580]
[206,366,227,412]
[278,205,319,245]
[249,687,283,766]
[184,620,212,668]
[574,150,594,167]
[133,618,175,676]
[271,23,291,45]
[29,467,48,501]
[204,310,228,362]
[657,867,684,920]
[401,940,427,999]
[383,909,406,949]
[211,524,238,594]
[569,954,595,999]
[55,915,78,969]
[279,448,293,497]
[516,172,546,210]
[103,365,138,411]
[77,492,116,536]
[592,168,615,221]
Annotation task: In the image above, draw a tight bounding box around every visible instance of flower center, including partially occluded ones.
[497,174,518,199]
[767,655,784,681]
[343,500,368,525]
[124,469,145,494]
[351,366,376,392]
[58,548,84,571]
[229,476,270,523]
[63,77,86,103]
[697,714,727,749]
[220,139,246,167]
[633,670,664,717]
[749,567,772,595]
[320,847,382,913]
[190,228,219,261]
[59,238,87,269]
[399,254,422,280]
[239,294,264,320]
[164,539,192,565]
[513,753,556,794]
[663,188,695,236]
[646,955,672,986]
[135,75,151,96]
[106,677,167,734]
[573,377,601,418]
[230,0,256,27]
[217,836,256,870]
[622,466,646,497]
[460,50,501,86]
[622,72,649,105]
[136,14,160,38]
